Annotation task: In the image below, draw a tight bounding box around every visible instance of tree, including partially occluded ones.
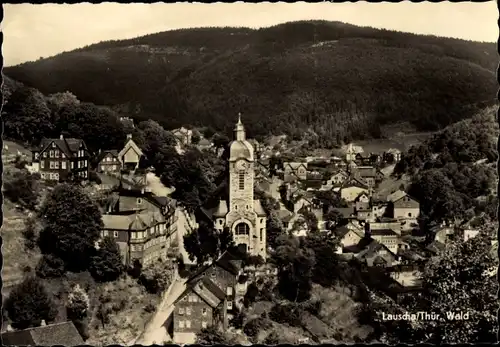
[67,284,90,321]
[416,231,497,343]
[191,131,201,145]
[89,236,124,282]
[3,86,55,144]
[302,231,341,287]
[196,325,230,344]
[38,184,103,272]
[183,222,234,264]
[212,133,230,150]
[324,208,345,230]
[4,276,58,330]
[202,127,216,140]
[35,254,66,278]
[272,235,315,302]
[267,211,285,250]
[3,169,41,210]
[139,260,176,294]
[137,119,177,162]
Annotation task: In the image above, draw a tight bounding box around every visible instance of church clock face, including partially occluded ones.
[235,160,247,171]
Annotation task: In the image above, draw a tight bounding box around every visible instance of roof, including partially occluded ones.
[369,228,398,236]
[277,209,295,222]
[387,190,407,203]
[284,162,307,170]
[229,140,254,161]
[96,149,119,163]
[216,250,243,275]
[357,166,377,178]
[336,207,355,218]
[118,138,143,160]
[356,240,396,260]
[37,137,86,158]
[213,200,228,218]
[2,322,84,346]
[102,211,164,231]
[341,177,369,190]
[253,199,267,217]
[387,148,402,154]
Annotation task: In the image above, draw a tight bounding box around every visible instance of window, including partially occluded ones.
[41,161,45,169]
[61,161,66,169]
[238,171,245,190]
[260,229,263,241]
[114,231,118,238]
[52,142,56,148]
[61,153,65,159]
[54,173,59,181]
[179,321,184,328]
[71,162,74,169]
[192,295,198,302]
[408,213,412,217]
[112,165,117,171]
[43,152,47,158]
[227,301,233,309]
[186,307,191,315]
[179,307,185,314]
[137,198,142,205]
[202,308,207,316]
[84,160,88,167]
[227,287,233,296]
[235,223,249,235]
[55,150,59,158]
[41,173,46,179]
[54,161,59,169]
[202,322,207,329]
[185,320,191,328]
[49,150,54,158]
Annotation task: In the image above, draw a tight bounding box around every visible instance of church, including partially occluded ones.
[208,116,267,259]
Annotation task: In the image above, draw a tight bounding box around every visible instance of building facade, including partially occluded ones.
[211,117,267,258]
[31,135,90,182]
[96,150,121,173]
[118,134,143,171]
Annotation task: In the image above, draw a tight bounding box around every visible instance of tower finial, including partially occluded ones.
[237,112,242,125]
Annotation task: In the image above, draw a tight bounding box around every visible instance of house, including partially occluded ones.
[355,240,398,267]
[370,153,382,165]
[172,127,193,146]
[1,321,84,346]
[384,148,402,163]
[356,166,378,187]
[283,162,308,182]
[118,134,144,171]
[96,150,121,173]
[387,190,420,221]
[370,220,402,236]
[354,192,371,211]
[172,251,242,343]
[324,170,349,187]
[101,188,177,266]
[355,153,372,166]
[31,134,90,182]
[338,177,370,202]
[334,226,365,249]
[388,264,423,287]
[368,228,400,254]
[291,194,313,213]
[371,202,389,220]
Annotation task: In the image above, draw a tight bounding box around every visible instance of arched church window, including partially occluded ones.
[239,171,245,190]
[235,223,250,235]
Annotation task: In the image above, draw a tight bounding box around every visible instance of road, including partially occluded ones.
[134,275,187,345]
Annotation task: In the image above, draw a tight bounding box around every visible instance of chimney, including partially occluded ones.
[127,134,133,140]
[41,320,46,326]
[7,324,13,332]
[60,134,64,140]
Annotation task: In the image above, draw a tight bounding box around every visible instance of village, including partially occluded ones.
[1,113,491,346]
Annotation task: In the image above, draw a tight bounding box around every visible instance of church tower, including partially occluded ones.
[211,114,267,258]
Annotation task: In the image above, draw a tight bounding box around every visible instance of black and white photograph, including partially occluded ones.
[1,1,498,345]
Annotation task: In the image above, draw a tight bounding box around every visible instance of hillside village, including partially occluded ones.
[2,104,497,345]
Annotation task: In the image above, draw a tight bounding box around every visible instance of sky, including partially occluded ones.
[2,1,498,67]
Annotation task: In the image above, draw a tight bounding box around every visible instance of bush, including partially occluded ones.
[243,317,269,339]
[269,303,303,327]
[89,236,124,282]
[22,218,38,250]
[36,254,66,278]
[127,259,142,279]
[243,283,259,308]
[67,284,90,321]
[4,276,58,329]
[139,261,175,294]
[144,303,156,313]
[89,171,102,184]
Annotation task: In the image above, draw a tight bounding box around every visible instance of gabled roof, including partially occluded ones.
[341,177,369,190]
[369,228,398,236]
[284,162,307,170]
[96,149,119,163]
[253,199,267,217]
[1,322,84,346]
[216,250,243,276]
[37,137,87,158]
[118,138,143,160]
[357,166,377,178]
[386,190,407,203]
[356,240,396,260]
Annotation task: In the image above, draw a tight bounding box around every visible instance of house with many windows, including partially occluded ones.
[31,134,90,182]
[95,149,121,173]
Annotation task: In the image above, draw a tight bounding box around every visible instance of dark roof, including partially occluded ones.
[369,228,398,236]
[96,149,119,163]
[200,277,227,302]
[336,207,355,218]
[215,251,243,275]
[357,167,377,178]
[37,137,86,158]
[2,322,84,346]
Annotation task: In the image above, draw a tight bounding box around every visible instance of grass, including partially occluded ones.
[86,276,162,346]
[1,200,41,298]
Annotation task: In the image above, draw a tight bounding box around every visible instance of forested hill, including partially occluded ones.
[4,20,497,145]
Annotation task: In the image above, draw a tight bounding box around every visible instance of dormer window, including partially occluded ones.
[52,142,56,148]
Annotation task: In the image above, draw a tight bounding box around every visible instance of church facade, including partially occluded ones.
[212,117,267,259]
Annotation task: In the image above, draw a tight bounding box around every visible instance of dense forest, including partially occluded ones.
[394,107,498,231]
[4,21,496,146]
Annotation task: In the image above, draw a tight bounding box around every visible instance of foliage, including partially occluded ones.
[301,231,341,287]
[38,183,103,272]
[35,254,66,278]
[272,235,315,302]
[139,260,175,294]
[6,22,496,146]
[3,169,41,210]
[266,211,285,249]
[196,325,230,344]
[183,223,235,264]
[269,302,303,327]
[243,317,271,339]
[67,284,90,321]
[4,276,58,330]
[22,216,39,250]
[89,236,124,282]
[3,86,54,145]
[243,282,259,308]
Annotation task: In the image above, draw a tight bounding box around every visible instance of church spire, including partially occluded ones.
[234,112,245,141]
